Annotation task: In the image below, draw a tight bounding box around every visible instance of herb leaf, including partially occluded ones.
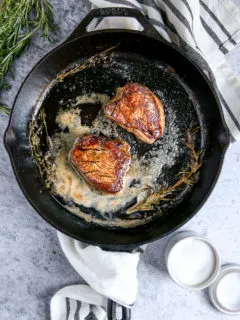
[0,103,11,115]
[127,129,203,214]
[0,0,55,113]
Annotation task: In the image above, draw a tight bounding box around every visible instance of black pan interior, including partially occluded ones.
[5,31,229,247]
[32,49,205,228]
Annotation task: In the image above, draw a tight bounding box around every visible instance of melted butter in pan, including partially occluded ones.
[46,92,182,223]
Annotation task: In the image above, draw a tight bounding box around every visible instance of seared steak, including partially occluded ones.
[104,83,165,144]
[70,134,131,193]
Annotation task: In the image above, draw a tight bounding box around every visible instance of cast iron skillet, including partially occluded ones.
[4,8,230,320]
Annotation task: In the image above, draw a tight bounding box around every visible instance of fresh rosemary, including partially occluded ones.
[127,128,203,214]
[56,45,119,82]
[0,103,11,115]
[30,107,54,189]
[0,0,55,114]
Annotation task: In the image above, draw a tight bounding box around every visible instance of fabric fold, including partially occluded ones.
[57,232,140,307]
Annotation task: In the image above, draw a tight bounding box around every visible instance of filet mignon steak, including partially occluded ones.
[104,83,165,144]
[70,134,131,193]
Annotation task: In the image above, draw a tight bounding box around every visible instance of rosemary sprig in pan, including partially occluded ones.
[127,129,203,214]
[30,108,54,189]
[56,45,119,81]
[0,0,55,114]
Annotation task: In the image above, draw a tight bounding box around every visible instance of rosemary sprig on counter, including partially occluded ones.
[0,103,11,115]
[0,0,55,114]
[127,129,203,214]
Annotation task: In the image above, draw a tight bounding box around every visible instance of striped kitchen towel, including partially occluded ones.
[51,285,107,320]
[51,232,141,320]
[89,0,240,141]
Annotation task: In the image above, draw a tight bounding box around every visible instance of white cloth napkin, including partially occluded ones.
[51,232,140,320]
[51,1,240,319]
[89,0,240,141]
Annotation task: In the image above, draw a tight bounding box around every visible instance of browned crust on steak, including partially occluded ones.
[69,134,131,193]
[104,83,165,144]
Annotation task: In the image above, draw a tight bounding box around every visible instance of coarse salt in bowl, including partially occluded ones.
[209,265,240,315]
[165,232,221,290]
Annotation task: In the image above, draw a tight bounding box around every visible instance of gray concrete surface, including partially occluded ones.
[1,1,240,319]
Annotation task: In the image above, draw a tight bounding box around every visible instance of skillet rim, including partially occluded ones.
[4,29,230,248]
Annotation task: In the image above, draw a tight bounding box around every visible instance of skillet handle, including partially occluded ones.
[107,299,131,320]
[67,7,162,42]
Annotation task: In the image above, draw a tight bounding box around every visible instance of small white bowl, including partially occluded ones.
[209,264,240,315]
[165,231,221,291]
